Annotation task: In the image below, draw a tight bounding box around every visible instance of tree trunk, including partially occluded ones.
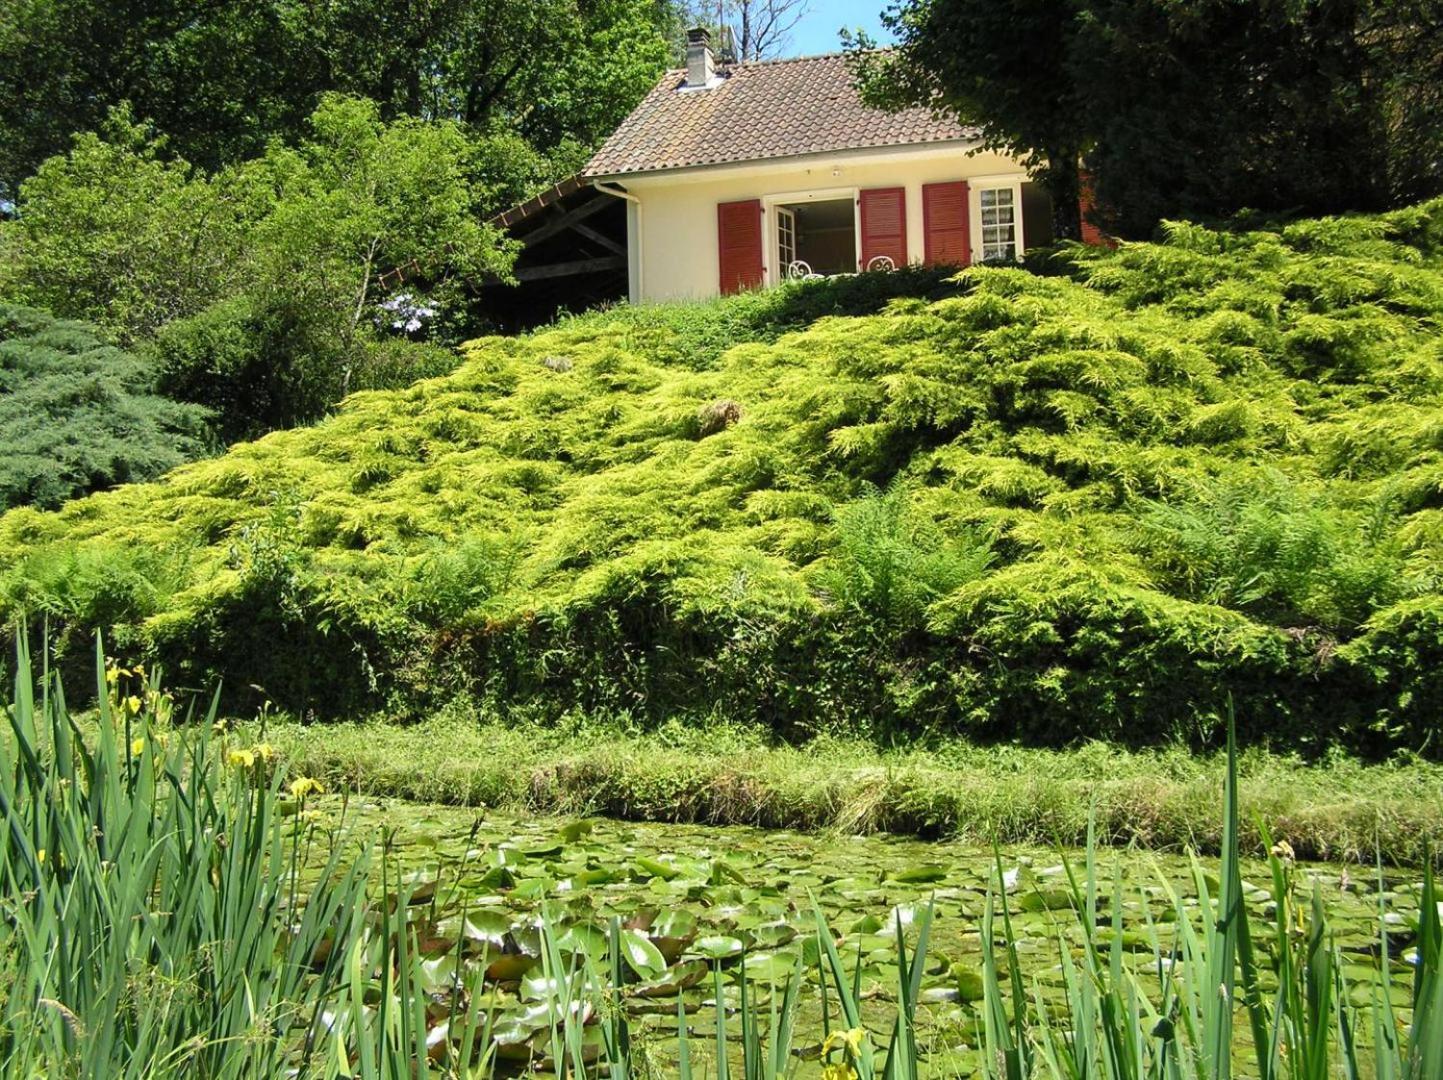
[1044,152,1083,242]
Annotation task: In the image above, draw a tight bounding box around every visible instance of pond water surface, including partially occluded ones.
[303,797,1427,1076]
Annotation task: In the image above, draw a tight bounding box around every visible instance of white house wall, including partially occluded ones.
[611,145,1028,303]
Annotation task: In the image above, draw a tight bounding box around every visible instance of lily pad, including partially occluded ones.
[618,928,667,979]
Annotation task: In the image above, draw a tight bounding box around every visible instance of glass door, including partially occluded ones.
[776,206,797,277]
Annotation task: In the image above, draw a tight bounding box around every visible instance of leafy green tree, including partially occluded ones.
[1074,0,1420,237]
[4,96,519,439]
[244,94,517,396]
[0,0,672,197]
[0,0,322,196]
[0,304,210,509]
[849,0,1090,239]
[3,107,258,343]
[853,0,1443,239]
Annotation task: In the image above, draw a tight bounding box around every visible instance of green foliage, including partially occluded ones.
[816,481,994,630]
[7,201,1443,752]
[0,304,210,510]
[3,106,257,341]
[0,0,672,196]
[0,638,381,1077]
[1138,471,1409,632]
[854,0,1443,239]
[10,641,1438,1075]
[4,96,512,439]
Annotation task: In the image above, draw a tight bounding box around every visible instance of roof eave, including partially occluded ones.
[584,135,985,185]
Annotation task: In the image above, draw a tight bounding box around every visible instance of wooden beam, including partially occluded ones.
[519,195,617,249]
[514,255,628,282]
[570,221,626,255]
[489,174,585,229]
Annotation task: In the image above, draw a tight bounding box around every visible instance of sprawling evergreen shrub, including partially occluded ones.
[5,202,1443,754]
[0,304,210,510]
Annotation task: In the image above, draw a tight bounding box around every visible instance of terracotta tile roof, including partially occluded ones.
[584,51,978,178]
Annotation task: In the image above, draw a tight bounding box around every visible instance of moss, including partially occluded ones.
[5,202,1443,752]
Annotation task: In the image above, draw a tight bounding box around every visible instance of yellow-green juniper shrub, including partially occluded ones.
[5,201,1443,751]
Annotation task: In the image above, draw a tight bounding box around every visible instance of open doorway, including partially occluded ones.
[775,197,856,279]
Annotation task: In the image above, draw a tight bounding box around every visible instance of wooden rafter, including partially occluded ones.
[518,195,617,250]
[514,255,627,282]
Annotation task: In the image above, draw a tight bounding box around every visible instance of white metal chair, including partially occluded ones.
[865,255,896,273]
[786,259,823,281]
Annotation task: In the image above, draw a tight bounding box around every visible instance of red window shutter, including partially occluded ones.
[859,187,908,270]
[717,199,764,294]
[922,181,970,266]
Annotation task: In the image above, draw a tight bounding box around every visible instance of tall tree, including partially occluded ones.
[849,1,1088,239]
[851,0,1443,240]
[677,0,810,61]
[0,0,672,197]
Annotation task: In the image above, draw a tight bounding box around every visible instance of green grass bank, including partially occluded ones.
[7,202,1443,756]
[251,715,1443,867]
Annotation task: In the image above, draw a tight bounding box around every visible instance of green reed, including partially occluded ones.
[1,637,1438,1077]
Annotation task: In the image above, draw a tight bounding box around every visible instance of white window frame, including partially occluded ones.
[968,175,1027,264]
[775,206,798,274]
[761,187,859,286]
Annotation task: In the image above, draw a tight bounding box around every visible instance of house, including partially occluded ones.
[580,28,1085,303]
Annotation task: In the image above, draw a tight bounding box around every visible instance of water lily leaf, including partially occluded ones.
[890,864,948,884]
[398,870,439,903]
[485,953,537,982]
[440,910,511,950]
[420,955,465,992]
[691,935,745,960]
[558,820,595,842]
[1018,888,1073,913]
[631,959,709,998]
[556,923,609,959]
[636,856,681,881]
[848,914,883,935]
[510,878,549,900]
[520,969,596,1003]
[651,909,698,941]
[748,920,797,948]
[741,948,800,983]
[618,929,667,979]
[478,865,517,890]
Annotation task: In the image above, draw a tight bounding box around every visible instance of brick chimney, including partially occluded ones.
[685,26,715,88]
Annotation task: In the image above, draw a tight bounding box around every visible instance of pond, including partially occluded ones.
[301,797,1427,1076]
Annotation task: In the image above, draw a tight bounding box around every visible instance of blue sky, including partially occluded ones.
[788,1,894,56]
